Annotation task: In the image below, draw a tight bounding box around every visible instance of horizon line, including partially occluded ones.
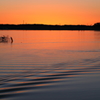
[0,23,95,26]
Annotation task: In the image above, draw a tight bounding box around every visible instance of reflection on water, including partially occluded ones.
[0,30,100,100]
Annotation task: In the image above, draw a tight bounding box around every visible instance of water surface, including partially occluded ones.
[0,30,100,100]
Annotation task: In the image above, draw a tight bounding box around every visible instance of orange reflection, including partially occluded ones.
[0,30,100,66]
[0,30,99,50]
[15,31,100,50]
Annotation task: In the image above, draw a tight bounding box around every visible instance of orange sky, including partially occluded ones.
[0,0,100,25]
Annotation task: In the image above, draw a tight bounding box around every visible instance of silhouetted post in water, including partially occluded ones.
[10,37,13,43]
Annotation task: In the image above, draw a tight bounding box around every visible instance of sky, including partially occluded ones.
[0,0,100,25]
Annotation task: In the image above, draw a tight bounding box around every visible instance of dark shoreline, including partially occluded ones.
[0,24,100,31]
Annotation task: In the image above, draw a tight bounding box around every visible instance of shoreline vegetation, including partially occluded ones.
[0,23,100,31]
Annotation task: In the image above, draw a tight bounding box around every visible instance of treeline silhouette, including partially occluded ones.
[0,23,100,30]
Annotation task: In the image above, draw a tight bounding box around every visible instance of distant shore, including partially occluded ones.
[0,23,100,31]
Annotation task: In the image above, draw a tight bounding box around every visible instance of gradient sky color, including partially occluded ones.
[0,0,100,25]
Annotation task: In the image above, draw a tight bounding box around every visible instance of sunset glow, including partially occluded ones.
[0,0,100,25]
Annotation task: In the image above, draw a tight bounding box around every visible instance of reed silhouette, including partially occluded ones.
[0,36,13,43]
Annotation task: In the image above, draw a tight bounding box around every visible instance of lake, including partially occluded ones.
[0,30,100,100]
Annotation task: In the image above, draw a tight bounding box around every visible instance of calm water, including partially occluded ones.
[0,30,100,100]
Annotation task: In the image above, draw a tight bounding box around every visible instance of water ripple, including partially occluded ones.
[0,57,100,99]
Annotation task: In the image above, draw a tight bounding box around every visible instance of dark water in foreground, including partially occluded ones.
[0,30,100,100]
